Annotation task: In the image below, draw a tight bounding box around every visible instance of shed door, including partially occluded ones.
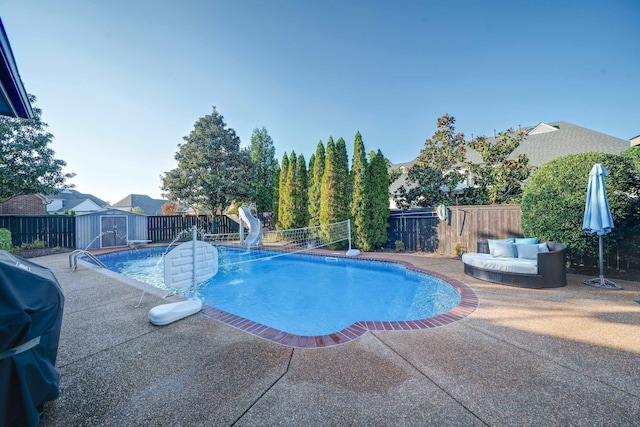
[101,216,128,247]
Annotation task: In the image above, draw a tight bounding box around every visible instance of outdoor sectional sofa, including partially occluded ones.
[462,239,567,289]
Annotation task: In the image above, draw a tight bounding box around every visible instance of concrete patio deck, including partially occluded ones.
[33,251,639,426]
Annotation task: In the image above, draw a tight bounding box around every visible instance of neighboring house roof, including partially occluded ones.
[392,121,631,172]
[112,194,168,215]
[631,135,640,147]
[46,189,107,213]
[463,121,631,167]
[0,18,32,119]
[389,120,632,205]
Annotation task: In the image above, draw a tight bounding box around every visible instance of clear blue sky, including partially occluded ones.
[3,0,639,204]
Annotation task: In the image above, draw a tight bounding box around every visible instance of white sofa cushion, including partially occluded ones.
[462,253,538,275]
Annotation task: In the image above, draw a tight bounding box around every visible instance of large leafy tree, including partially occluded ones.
[0,95,74,200]
[308,141,325,227]
[464,128,530,204]
[161,202,179,215]
[249,127,278,213]
[161,107,254,214]
[393,114,466,208]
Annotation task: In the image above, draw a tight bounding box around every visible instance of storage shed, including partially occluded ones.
[75,209,148,250]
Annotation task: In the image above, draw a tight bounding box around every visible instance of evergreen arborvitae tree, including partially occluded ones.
[277,153,289,228]
[271,164,281,226]
[308,140,325,227]
[334,137,351,223]
[280,151,298,229]
[320,137,337,227]
[294,154,309,228]
[249,127,278,212]
[320,137,351,248]
[308,153,315,185]
[369,150,390,248]
[350,131,372,251]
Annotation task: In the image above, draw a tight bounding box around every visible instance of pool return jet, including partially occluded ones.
[148,226,218,326]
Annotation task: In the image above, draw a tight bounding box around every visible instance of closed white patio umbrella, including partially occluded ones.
[582,163,622,289]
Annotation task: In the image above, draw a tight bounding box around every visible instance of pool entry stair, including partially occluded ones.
[148,227,218,326]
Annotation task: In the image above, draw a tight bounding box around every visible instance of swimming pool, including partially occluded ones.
[94,247,477,346]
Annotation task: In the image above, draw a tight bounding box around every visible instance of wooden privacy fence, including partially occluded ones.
[387,205,524,255]
[146,215,239,242]
[0,215,75,248]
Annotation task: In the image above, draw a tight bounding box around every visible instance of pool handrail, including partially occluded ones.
[69,250,106,270]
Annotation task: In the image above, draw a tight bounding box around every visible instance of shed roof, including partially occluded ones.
[47,190,107,213]
[112,194,168,215]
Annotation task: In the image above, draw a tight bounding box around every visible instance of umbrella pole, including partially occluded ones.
[584,234,622,290]
[598,234,604,280]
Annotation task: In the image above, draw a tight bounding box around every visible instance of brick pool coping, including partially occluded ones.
[200,255,479,348]
[88,246,478,348]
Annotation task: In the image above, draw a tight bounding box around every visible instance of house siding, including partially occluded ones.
[0,195,47,215]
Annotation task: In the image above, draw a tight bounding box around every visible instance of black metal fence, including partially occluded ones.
[0,215,75,248]
[146,215,239,242]
[0,214,240,248]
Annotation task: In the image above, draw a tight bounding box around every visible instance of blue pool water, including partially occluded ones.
[95,247,461,336]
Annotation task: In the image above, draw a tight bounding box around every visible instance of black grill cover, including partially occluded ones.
[0,250,64,427]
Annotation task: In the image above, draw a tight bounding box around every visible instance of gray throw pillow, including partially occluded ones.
[488,239,515,257]
[516,244,539,260]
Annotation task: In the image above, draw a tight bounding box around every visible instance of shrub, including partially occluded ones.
[20,240,46,250]
[521,152,640,267]
[395,240,404,252]
[454,242,466,257]
[621,146,640,172]
[0,228,11,251]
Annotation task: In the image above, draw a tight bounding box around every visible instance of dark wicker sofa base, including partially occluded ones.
[463,241,567,289]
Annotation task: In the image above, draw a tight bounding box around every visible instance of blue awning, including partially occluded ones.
[0,18,32,119]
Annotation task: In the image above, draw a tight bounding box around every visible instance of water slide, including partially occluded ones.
[238,205,262,247]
